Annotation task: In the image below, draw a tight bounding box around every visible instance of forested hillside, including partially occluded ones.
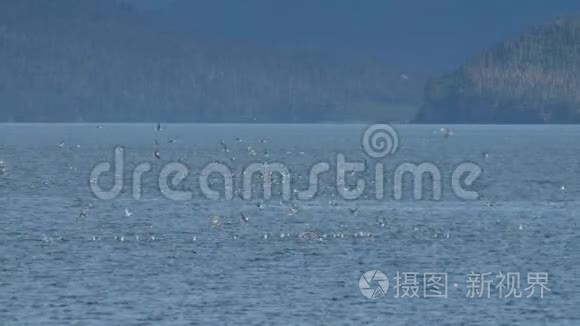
[415,17,580,123]
[0,0,422,122]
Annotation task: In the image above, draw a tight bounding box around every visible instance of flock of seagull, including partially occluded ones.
[0,123,571,244]
[77,124,449,244]
[69,123,389,242]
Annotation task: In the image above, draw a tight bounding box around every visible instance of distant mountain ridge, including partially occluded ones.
[0,0,422,122]
[415,17,580,123]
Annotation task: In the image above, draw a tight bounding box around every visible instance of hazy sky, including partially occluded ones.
[134,0,580,70]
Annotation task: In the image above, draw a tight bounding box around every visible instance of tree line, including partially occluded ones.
[416,17,580,123]
[0,0,422,123]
